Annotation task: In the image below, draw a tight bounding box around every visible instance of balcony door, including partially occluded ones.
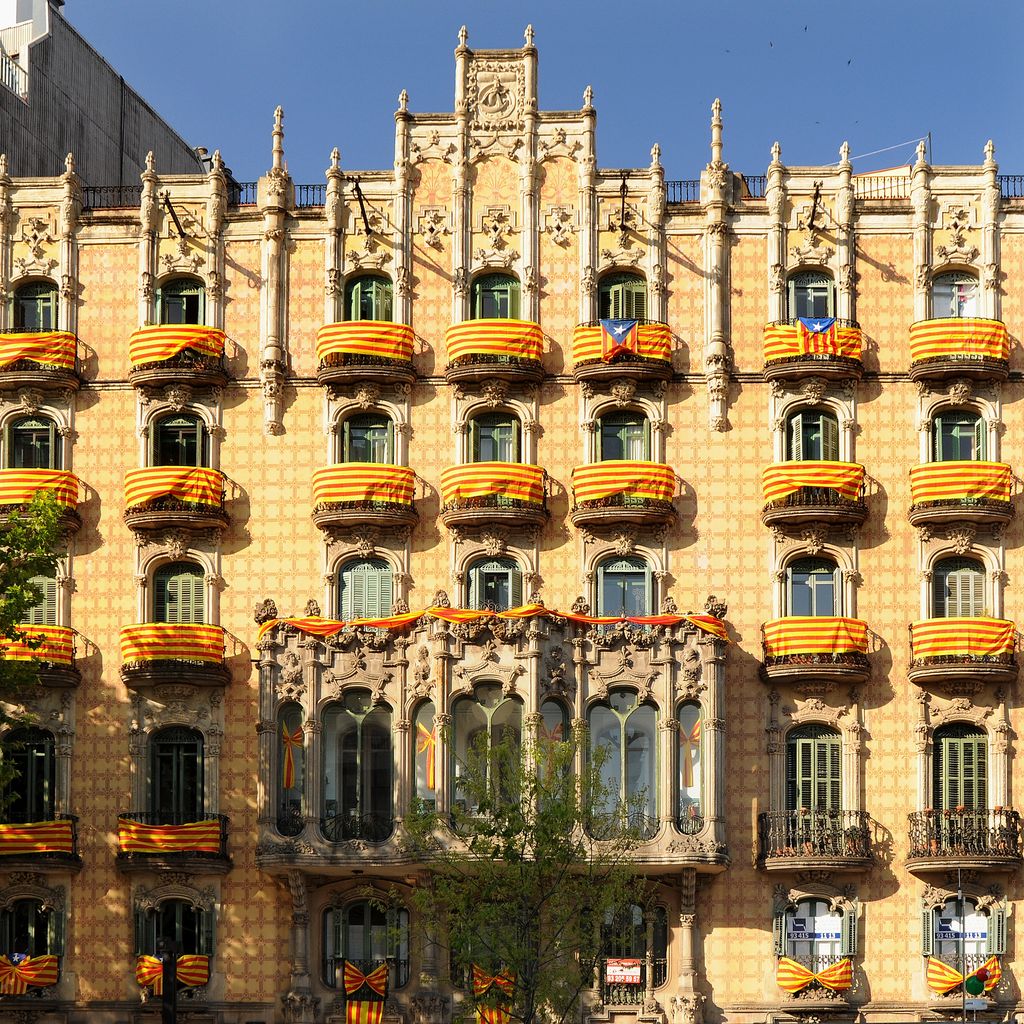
[786,559,838,616]
[932,558,984,617]
[933,725,987,812]
[786,410,839,462]
[149,726,204,823]
[786,726,840,812]
[932,412,984,462]
[4,728,55,823]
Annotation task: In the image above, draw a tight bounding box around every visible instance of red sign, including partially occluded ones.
[605,958,642,984]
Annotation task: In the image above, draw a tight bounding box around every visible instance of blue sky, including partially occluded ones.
[66,0,1024,185]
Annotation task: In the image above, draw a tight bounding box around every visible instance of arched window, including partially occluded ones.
[601,905,667,999]
[932,272,979,319]
[470,411,520,463]
[933,724,987,811]
[451,684,522,814]
[322,691,393,841]
[1,899,63,959]
[786,726,841,812]
[157,277,205,325]
[340,413,393,464]
[599,273,647,320]
[345,275,393,322]
[413,701,436,808]
[599,411,650,461]
[597,556,652,618]
[786,558,838,616]
[932,557,985,617]
[538,699,569,785]
[149,726,204,823]
[471,274,519,320]
[336,558,393,620]
[788,271,835,319]
[786,409,839,461]
[152,413,206,467]
[323,901,410,988]
[677,703,702,832]
[588,689,657,837]
[776,897,854,971]
[924,897,1004,966]
[153,561,205,623]
[136,898,213,957]
[932,411,985,462]
[23,574,57,626]
[3,728,55,823]
[466,556,523,612]
[7,415,60,469]
[12,282,58,331]
[277,703,304,837]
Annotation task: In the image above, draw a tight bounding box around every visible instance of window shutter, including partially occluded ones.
[48,904,64,956]
[797,738,813,810]
[921,906,934,956]
[631,284,647,320]
[932,415,944,462]
[134,907,148,955]
[609,284,622,319]
[509,568,523,608]
[932,565,948,617]
[378,566,394,617]
[349,568,365,619]
[971,566,984,617]
[183,571,204,624]
[772,910,786,957]
[25,576,57,625]
[841,906,857,957]
[785,741,797,810]
[512,417,522,463]
[987,905,1006,955]
[973,417,986,461]
[828,737,841,811]
[972,735,987,810]
[944,738,961,810]
[822,415,840,461]
[788,414,803,461]
[200,908,215,956]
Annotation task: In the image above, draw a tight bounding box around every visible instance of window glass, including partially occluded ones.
[933,724,987,811]
[599,273,647,320]
[342,414,392,464]
[932,558,984,618]
[12,283,57,331]
[786,726,841,812]
[323,902,410,988]
[277,703,304,836]
[932,412,984,462]
[413,701,436,807]
[789,272,834,319]
[471,413,518,463]
[677,704,701,828]
[153,413,204,467]
[932,272,979,319]
[785,898,843,961]
[472,274,519,319]
[787,559,837,617]
[3,728,55,822]
[598,557,650,617]
[153,562,205,623]
[158,278,204,325]
[786,410,839,461]
[137,898,210,956]
[933,898,988,960]
[345,275,393,322]
[8,416,60,470]
[467,557,522,611]
[451,685,522,814]
[599,412,649,461]
[149,726,204,822]
[337,558,393,620]
[1,900,57,958]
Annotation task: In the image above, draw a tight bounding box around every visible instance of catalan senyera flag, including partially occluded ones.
[1,625,74,666]
[0,331,76,370]
[762,462,864,503]
[312,465,415,506]
[118,817,221,854]
[600,319,639,360]
[910,317,1008,363]
[571,462,675,504]
[124,467,225,509]
[316,322,414,363]
[0,819,73,855]
[764,322,862,362]
[0,954,59,995]
[416,721,436,790]
[135,954,210,994]
[926,955,1001,995]
[343,960,389,998]
[119,623,225,665]
[441,463,544,506]
[910,617,1016,660]
[763,617,869,657]
[445,320,543,363]
[473,965,515,1024]
[909,462,1012,505]
[128,324,225,366]
[282,724,303,789]
[776,956,853,993]
[572,321,671,365]
[797,316,837,353]
[347,1003,385,1024]
[679,718,701,789]
[0,469,78,508]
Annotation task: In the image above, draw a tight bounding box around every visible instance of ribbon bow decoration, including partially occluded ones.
[927,955,1002,994]
[472,965,516,1024]
[0,954,59,995]
[776,956,853,993]
[282,725,304,789]
[343,960,389,998]
[415,722,436,791]
[135,954,209,995]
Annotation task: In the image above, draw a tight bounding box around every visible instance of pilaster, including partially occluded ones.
[578,86,597,324]
[981,139,1001,319]
[835,142,854,321]
[394,93,414,324]
[911,140,931,321]
[138,151,159,325]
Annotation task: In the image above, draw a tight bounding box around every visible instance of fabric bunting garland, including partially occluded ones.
[472,965,515,1024]
[910,617,1015,660]
[763,617,868,657]
[312,465,415,506]
[572,322,671,364]
[316,322,414,363]
[909,462,1012,505]
[926,955,1001,994]
[0,331,76,370]
[571,462,675,503]
[118,817,221,854]
[2,625,74,666]
[440,463,544,506]
[343,959,389,1024]
[124,467,225,509]
[119,623,225,665]
[775,956,853,993]
[128,324,225,366]
[0,954,59,995]
[909,318,1008,363]
[445,320,543,362]
[0,819,73,855]
[762,462,864,503]
[135,954,209,994]
[0,469,78,509]
[282,725,303,789]
[416,721,436,790]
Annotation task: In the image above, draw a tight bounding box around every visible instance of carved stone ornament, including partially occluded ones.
[163,384,192,413]
[936,205,980,265]
[353,382,381,410]
[417,207,450,250]
[946,525,977,556]
[410,131,456,165]
[801,527,827,556]
[277,651,305,701]
[789,230,835,267]
[800,376,829,406]
[705,594,728,619]
[946,378,973,407]
[16,387,44,413]
[254,598,279,624]
[609,377,638,408]
[544,205,576,246]
[467,58,526,131]
[480,379,509,408]
[161,529,192,561]
[480,531,507,557]
[612,527,638,556]
[539,128,582,160]
[432,589,451,609]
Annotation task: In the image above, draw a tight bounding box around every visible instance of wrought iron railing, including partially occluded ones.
[741,175,767,198]
[853,175,910,200]
[0,814,79,859]
[998,175,1024,199]
[585,808,659,841]
[320,810,394,843]
[598,957,666,1005]
[759,809,871,861]
[277,806,304,837]
[665,180,700,204]
[228,182,258,206]
[296,184,326,207]
[908,808,1020,860]
[117,810,230,858]
[323,956,409,989]
[676,807,704,835]
[81,184,143,210]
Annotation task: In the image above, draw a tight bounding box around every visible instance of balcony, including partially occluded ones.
[569,462,676,528]
[0,330,80,393]
[758,810,872,872]
[440,463,547,531]
[909,318,1009,383]
[123,467,228,532]
[907,808,1021,873]
[311,465,418,532]
[908,618,1018,688]
[908,462,1013,528]
[762,318,863,382]
[761,462,867,529]
[598,957,667,1006]
[571,320,673,384]
[119,623,229,689]
[0,816,82,872]
[2,626,80,688]
[0,469,81,534]
[127,324,228,389]
[324,957,410,992]
[444,319,545,385]
[320,810,394,843]
[316,322,415,386]
[775,954,853,1006]
[116,812,231,874]
[761,617,870,687]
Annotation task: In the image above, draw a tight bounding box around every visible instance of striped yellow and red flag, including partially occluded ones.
[282,725,303,789]
[0,469,78,508]
[763,322,861,362]
[445,320,543,362]
[571,462,675,504]
[344,960,389,998]
[572,322,671,364]
[316,322,414,363]
[129,324,225,366]
[909,462,1012,504]
[473,965,515,1024]
[0,819,73,854]
[763,617,868,657]
[136,954,209,994]
[124,467,225,509]
[119,624,225,664]
[762,462,864,503]
[910,618,1015,659]
[0,331,76,370]
[679,718,701,788]
[2,625,74,665]
[118,817,221,854]
[256,616,347,641]
[312,465,415,506]
[416,721,436,790]
[347,1004,384,1024]
[910,318,1008,363]
[0,954,59,995]
[924,956,1000,995]
[776,957,852,993]
[441,463,544,505]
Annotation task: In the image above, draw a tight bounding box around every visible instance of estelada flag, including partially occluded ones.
[797,316,837,354]
[600,319,639,361]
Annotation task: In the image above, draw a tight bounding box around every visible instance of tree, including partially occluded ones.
[401,726,649,1024]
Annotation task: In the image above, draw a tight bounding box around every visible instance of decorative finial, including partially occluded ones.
[458,25,467,47]
[984,139,995,166]
[915,139,927,165]
[839,140,850,164]
[145,150,155,172]
[771,141,782,164]
[650,143,661,168]
[524,24,534,46]
[64,152,75,175]
[710,99,723,165]
[212,149,223,171]
[583,84,594,109]
[711,98,722,125]
[398,89,408,112]
[0,154,7,178]
[272,106,285,171]
[330,147,341,170]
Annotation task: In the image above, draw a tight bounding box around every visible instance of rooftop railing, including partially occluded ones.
[665,179,700,203]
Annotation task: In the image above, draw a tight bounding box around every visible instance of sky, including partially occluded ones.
[64,0,1024,186]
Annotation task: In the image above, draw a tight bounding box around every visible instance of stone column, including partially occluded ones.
[0,155,11,329]
[765,143,786,322]
[138,151,159,326]
[394,92,414,325]
[282,870,320,1024]
[521,27,539,323]
[702,640,726,845]
[835,142,855,322]
[659,714,678,829]
[671,868,704,1024]
[324,147,344,324]
[911,141,932,322]
[204,150,227,331]
[981,140,1001,320]
[647,144,667,323]
[58,153,80,336]
[578,87,597,324]
[452,27,471,323]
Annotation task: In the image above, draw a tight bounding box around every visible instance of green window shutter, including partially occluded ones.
[932,415,945,462]
[788,414,803,461]
[630,284,647,320]
[154,563,204,624]
[973,417,986,460]
[48,905,64,956]
[200,908,215,956]
[841,906,857,956]
[921,906,934,956]
[25,575,57,626]
[512,417,521,463]
[772,910,786,957]
[787,728,840,812]
[509,568,523,608]
[785,741,797,810]
[796,737,813,810]
[987,906,1006,955]
[827,736,841,810]
[821,415,840,461]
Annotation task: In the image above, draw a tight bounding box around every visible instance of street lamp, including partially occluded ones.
[156,936,179,1024]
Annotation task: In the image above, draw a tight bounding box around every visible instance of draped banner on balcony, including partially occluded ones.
[416,722,436,789]
[2,625,74,665]
[679,719,701,788]
[0,331,76,369]
[473,965,515,1024]
[762,462,864,503]
[776,956,853,993]
[135,954,209,994]
[909,462,1012,504]
[441,463,544,506]
[316,322,414,363]
[910,618,1016,659]
[118,817,221,854]
[445,320,543,362]
[0,955,59,995]
[0,469,78,508]
[926,955,1001,994]
[128,325,225,366]
[763,322,861,362]
[763,617,869,657]
[571,462,675,504]
[0,819,73,854]
[343,960,389,1024]
[312,465,415,506]
[909,318,1008,362]
[119,624,225,664]
[124,467,224,509]
[572,322,672,364]
[282,725,303,788]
